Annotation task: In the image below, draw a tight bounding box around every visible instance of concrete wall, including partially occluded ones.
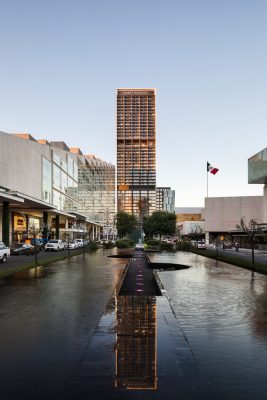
[177,220,205,236]
[205,196,263,232]
[0,132,51,200]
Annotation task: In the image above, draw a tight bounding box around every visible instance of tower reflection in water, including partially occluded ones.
[115,295,157,389]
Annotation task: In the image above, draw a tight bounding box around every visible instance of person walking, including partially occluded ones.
[235,242,239,252]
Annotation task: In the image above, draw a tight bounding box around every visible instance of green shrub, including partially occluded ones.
[88,242,98,251]
[103,241,115,249]
[116,239,135,248]
[159,241,174,251]
[176,240,192,252]
[144,239,160,246]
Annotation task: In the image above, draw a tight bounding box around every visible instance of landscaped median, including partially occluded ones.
[0,244,98,279]
[190,247,267,275]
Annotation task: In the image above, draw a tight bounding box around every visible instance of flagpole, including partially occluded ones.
[207,162,209,198]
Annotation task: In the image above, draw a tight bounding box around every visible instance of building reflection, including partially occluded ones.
[115,296,157,389]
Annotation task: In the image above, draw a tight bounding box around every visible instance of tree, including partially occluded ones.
[235,217,263,273]
[28,222,42,278]
[63,232,72,258]
[143,215,154,238]
[213,235,222,260]
[143,211,176,240]
[187,224,203,241]
[116,211,137,238]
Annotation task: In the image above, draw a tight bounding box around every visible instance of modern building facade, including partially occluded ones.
[175,207,204,239]
[76,154,115,237]
[248,147,267,224]
[156,187,175,212]
[117,89,156,223]
[204,196,263,244]
[0,131,115,244]
[203,147,267,245]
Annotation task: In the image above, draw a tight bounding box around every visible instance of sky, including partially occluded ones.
[0,0,267,207]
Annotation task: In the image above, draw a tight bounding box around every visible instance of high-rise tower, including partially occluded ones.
[117,89,156,223]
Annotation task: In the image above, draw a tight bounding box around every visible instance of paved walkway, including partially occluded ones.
[205,246,267,266]
[64,250,214,399]
[0,247,85,271]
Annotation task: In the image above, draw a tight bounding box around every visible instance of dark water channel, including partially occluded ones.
[150,252,267,400]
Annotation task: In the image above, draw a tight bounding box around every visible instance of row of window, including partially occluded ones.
[42,156,115,221]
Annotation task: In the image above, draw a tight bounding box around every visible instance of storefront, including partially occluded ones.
[12,213,28,243]
[12,213,43,243]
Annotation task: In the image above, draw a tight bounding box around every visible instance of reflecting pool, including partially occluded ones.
[150,251,267,400]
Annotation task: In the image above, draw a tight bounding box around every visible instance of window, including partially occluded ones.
[42,157,52,203]
[53,164,61,190]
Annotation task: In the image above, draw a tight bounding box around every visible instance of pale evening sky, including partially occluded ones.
[1,0,266,206]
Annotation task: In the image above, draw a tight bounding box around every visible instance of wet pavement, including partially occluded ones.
[65,295,213,400]
[0,247,86,271]
[1,249,267,399]
[65,250,213,399]
[203,246,267,266]
[150,251,267,400]
[0,249,126,400]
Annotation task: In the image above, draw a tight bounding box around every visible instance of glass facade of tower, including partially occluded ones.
[117,89,156,223]
[44,146,115,224]
[156,187,175,213]
[248,147,267,184]
[77,155,115,224]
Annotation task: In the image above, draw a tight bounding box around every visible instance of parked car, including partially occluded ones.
[29,238,44,251]
[45,239,65,251]
[11,243,36,255]
[74,239,84,248]
[0,241,10,263]
[196,241,206,250]
[65,241,79,250]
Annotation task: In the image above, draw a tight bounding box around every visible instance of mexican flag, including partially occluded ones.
[207,162,219,175]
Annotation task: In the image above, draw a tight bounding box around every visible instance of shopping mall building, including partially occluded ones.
[0,131,115,245]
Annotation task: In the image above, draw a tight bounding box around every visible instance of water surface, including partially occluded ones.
[150,252,267,400]
[0,249,125,400]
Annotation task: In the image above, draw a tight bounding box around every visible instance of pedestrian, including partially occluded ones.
[222,242,225,250]
[235,242,239,252]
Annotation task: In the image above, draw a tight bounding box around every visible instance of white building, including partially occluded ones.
[204,147,267,244]
[204,196,263,243]
[177,220,205,237]
[0,131,115,244]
